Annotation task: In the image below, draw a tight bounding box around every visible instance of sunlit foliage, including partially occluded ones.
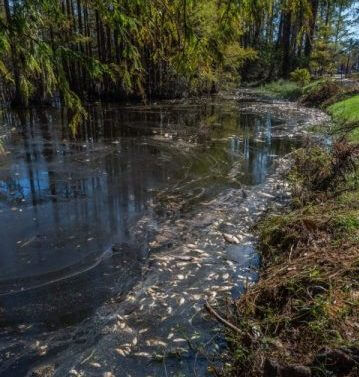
[0,0,256,128]
[0,0,357,128]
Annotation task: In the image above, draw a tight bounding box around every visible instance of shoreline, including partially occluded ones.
[219,89,359,377]
[0,94,331,377]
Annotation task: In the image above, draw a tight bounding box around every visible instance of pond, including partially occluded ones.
[0,94,320,376]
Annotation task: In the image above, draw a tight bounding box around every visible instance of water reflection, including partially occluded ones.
[0,100,296,320]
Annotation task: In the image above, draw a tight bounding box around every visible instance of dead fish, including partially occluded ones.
[20,236,37,248]
[259,191,275,199]
[176,256,193,262]
[223,233,241,244]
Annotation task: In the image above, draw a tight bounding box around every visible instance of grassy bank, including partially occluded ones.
[258,80,302,100]
[218,81,359,376]
[257,78,340,101]
[221,144,359,377]
[328,96,359,142]
[259,77,359,141]
[258,78,358,106]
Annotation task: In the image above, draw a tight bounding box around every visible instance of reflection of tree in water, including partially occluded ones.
[0,101,306,377]
[0,103,298,285]
[0,104,294,205]
[1,106,199,252]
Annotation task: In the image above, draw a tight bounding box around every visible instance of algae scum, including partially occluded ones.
[0,94,327,376]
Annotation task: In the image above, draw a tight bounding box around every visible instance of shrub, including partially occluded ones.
[290,68,311,87]
[301,79,342,107]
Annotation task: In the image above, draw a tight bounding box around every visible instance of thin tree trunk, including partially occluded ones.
[304,0,319,60]
[281,9,292,77]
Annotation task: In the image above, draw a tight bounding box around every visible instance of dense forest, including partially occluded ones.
[1,2,359,377]
[0,0,358,126]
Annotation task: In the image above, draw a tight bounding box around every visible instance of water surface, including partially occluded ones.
[0,98,299,345]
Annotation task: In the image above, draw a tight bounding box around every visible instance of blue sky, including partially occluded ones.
[349,2,359,38]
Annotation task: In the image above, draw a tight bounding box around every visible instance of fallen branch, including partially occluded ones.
[205,300,242,334]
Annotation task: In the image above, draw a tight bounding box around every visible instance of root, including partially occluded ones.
[205,301,241,334]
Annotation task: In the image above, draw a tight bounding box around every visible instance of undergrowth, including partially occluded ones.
[300,79,343,107]
[258,80,302,100]
[258,78,343,103]
[219,140,359,377]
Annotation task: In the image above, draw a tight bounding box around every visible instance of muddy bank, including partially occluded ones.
[0,94,329,377]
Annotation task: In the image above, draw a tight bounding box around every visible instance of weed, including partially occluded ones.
[258,80,302,100]
[301,79,342,107]
[289,142,359,203]
[221,141,359,376]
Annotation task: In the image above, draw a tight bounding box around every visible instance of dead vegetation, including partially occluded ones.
[215,141,359,377]
[301,80,343,108]
[289,141,359,204]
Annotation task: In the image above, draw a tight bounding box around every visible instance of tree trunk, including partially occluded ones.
[304,0,319,60]
[281,9,292,77]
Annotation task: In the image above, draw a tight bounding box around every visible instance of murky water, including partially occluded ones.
[0,95,324,376]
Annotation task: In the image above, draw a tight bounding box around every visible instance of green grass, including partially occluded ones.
[258,80,302,100]
[258,79,340,103]
[328,95,359,141]
[328,95,359,123]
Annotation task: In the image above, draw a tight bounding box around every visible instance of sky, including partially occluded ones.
[348,2,359,38]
